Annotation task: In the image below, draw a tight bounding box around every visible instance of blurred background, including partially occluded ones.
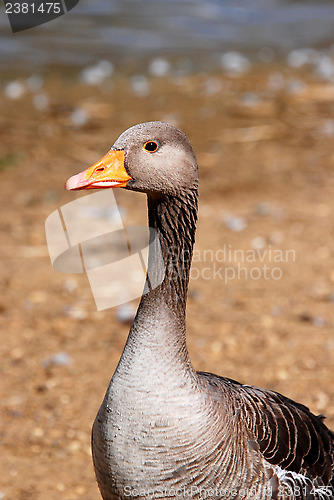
[1,1,334,499]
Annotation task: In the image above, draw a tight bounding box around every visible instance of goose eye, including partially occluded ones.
[143,141,159,153]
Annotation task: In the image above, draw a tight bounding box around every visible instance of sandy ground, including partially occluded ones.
[0,65,334,499]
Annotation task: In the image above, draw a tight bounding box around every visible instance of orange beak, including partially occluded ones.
[65,150,131,191]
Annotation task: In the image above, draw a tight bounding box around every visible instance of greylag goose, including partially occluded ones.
[66,122,334,500]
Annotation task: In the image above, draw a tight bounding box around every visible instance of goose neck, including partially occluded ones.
[122,190,198,366]
[146,190,198,311]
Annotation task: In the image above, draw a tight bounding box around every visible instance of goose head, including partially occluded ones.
[65,121,198,197]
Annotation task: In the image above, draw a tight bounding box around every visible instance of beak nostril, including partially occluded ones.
[95,167,105,172]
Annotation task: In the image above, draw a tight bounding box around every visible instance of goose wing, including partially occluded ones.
[199,372,334,491]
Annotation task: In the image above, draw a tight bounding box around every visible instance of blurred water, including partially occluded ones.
[0,0,334,72]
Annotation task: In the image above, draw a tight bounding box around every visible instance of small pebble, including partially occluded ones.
[325,293,334,303]
[267,72,285,91]
[26,74,44,92]
[211,341,222,354]
[223,214,247,232]
[71,108,89,127]
[269,232,284,246]
[240,92,260,107]
[254,202,271,216]
[63,279,78,293]
[42,352,73,368]
[80,60,113,86]
[29,290,48,304]
[302,358,316,370]
[326,340,334,350]
[131,75,150,97]
[75,486,87,495]
[4,81,25,100]
[33,93,49,111]
[315,55,334,80]
[202,78,222,96]
[287,80,306,95]
[68,440,81,452]
[60,394,70,404]
[11,348,24,360]
[251,236,266,250]
[116,303,136,324]
[188,289,203,301]
[277,369,289,381]
[221,52,250,75]
[299,313,326,327]
[319,119,334,137]
[312,316,326,328]
[286,49,307,68]
[148,57,171,77]
[64,306,87,320]
[271,306,282,317]
[31,427,44,437]
[286,48,318,68]
[314,391,330,412]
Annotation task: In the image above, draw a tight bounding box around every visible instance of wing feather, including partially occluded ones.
[199,372,334,489]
